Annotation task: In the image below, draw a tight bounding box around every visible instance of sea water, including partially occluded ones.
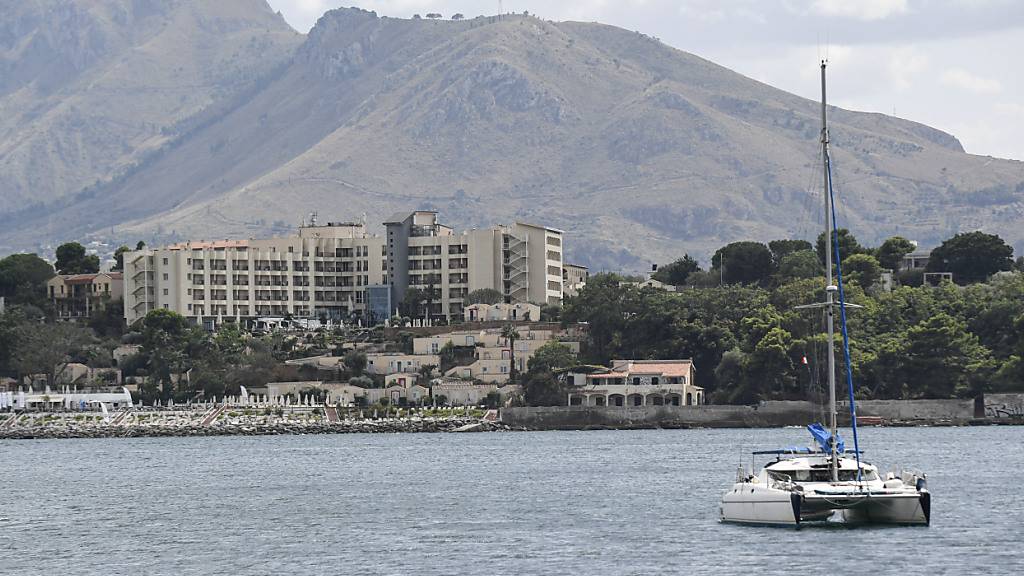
[1,427,1020,575]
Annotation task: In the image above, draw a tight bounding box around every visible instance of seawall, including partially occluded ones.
[500,399,979,430]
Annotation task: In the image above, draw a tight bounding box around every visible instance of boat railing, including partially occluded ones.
[752,449,864,456]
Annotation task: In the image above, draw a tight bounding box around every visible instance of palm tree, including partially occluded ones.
[501,323,521,383]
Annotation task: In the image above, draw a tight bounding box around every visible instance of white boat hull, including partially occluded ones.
[721,483,930,527]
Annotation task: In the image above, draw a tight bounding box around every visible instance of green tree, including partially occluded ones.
[11,322,95,387]
[652,255,700,285]
[527,341,576,373]
[55,242,100,274]
[713,349,747,403]
[418,363,437,381]
[344,349,368,377]
[539,302,562,322]
[769,239,813,261]
[112,245,131,271]
[140,309,206,402]
[876,236,916,270]
[842,253,882,288]
[926,231,1014,284]
[902,313,990,398]
[711,241,774,285]
[522,342,575,406]
[816,229,864,267]
[465,288,503,305]
[399,287,425,319]
[777,250,821,281]
[438,341,458,372]
[0,253,55,309]
[748,327,796,399]
[501,323,521,383]
[87,298,126,338]
[350,375,374,388]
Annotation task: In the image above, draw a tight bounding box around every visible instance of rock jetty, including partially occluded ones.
[0,412,516,441]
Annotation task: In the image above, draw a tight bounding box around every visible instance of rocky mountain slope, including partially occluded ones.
[1,6,1022,269]
[0,0,300,212]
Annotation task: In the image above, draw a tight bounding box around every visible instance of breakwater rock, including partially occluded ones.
[0,418,515,440]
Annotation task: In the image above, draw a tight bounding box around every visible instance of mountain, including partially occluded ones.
[1,6,1022,270]
[0,0,300,213]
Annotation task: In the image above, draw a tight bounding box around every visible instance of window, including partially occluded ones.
[163,258,168,265]
[163,273,168,280]
[632,377,640,385]
[163,289,168,296]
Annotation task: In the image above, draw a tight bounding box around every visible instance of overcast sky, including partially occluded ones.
[266,0,1024,161]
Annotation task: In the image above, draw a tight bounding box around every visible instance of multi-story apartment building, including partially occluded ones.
[123,221,384,328]
[384,211,564,320]
[47,272,124,319]
[123,211,566,327]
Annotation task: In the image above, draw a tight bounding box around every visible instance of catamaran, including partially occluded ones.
[719,62,930,527]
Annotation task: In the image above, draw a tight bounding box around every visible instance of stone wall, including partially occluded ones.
[501,399,977,430]
[501,402,822,430]
[982,394,1024,420]
[844,399,975,422]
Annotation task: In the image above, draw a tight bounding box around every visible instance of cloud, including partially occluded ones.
[887,46,928,92]
[810,0,909,20]
[940,68,1003,94]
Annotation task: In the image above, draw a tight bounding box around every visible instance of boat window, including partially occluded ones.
[775,469,877,483]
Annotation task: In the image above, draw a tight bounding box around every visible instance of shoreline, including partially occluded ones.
[1,414,1017,441]
[0,417,515,440]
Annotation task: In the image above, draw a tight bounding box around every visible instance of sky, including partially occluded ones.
[266,0,1024,161]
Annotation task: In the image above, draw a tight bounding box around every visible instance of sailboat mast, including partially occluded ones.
[820,60,840,481]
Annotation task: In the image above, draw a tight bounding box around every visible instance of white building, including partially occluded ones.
[124,211,567,328]
[430,379,521,406]
[566,359,703,407]
[364,353,440,376]
[463,302,540,322]
[414,327,579,384]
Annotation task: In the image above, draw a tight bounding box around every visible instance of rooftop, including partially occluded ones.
[57,272,123,284]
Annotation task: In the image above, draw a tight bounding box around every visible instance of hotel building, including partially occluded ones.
[123,211,565,327]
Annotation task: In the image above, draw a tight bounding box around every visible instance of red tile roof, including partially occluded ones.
[59,272,123,284]
[609,360,694,378]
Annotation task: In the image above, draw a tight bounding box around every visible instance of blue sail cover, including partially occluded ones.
[807,423,845,454]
